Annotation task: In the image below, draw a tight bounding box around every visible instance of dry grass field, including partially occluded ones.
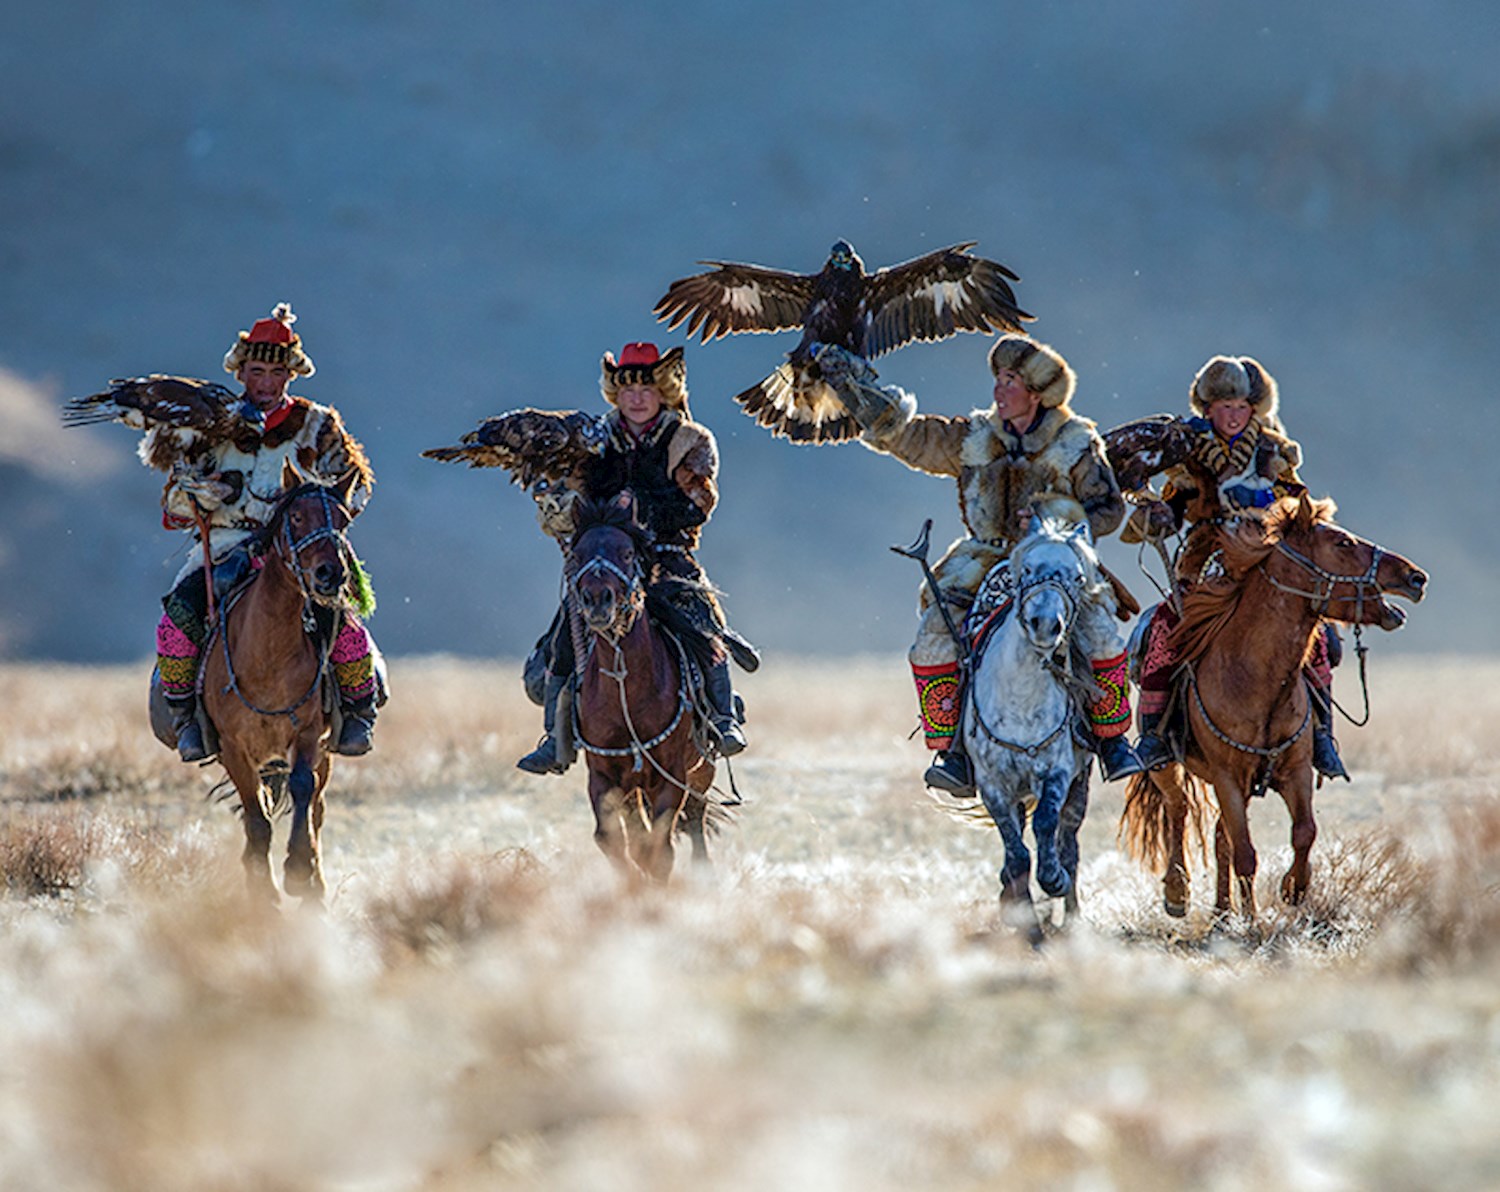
[1,655,1497,1191]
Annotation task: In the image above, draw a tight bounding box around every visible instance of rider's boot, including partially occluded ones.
[1088,651,1144,781]
[1094,733,1145,782]
[166,694,209,763]
[334,695,377,757]
[522,640,548,707]
[1310,688,1349,782]
[704,658,748,757]
[924,747,976,796]
[517,673,575,775]
[1134,711,1175,772]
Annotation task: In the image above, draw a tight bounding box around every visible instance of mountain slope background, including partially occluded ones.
[3,0,1497,660]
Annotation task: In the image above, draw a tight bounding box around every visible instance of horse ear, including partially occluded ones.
[1295,491,1316,528]
[334,465,360,506]
[281,457,304,491]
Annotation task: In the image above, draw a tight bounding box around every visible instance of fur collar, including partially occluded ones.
[960,403,1081,468]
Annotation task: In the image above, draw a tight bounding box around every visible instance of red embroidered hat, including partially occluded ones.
[600,342,689,411]
[223,302,316,376]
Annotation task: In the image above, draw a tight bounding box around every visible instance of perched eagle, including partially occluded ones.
[1102,414,1197,494]
[421,408,608,488]
[61,374,262,472]
[653,240,1033,443]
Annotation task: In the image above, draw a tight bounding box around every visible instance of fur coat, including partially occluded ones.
[862,400,1124,605]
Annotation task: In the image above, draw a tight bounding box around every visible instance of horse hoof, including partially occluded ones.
[1164,899,1187,919]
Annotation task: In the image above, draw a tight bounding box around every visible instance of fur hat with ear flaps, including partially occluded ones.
[1189,355,1279,421]
[600,342,689,414]
[987,334,1075,409]
[223,302,316,377]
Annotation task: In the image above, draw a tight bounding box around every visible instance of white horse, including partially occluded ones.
[964,518,1100,938]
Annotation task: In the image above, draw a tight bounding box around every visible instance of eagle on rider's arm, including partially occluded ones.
[61,374,265,472]
[653,240,1034,444]
[421,408,608,488]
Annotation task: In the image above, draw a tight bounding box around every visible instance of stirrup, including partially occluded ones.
[334,715,374,757]
[175,719,209,764]
[713,719,747,758]
[1096,735,1145,782]
[924,750,975,797]
[1135,732,1175,773]
[517,735,569,775]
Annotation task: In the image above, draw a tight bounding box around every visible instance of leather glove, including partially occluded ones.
[532,478,578,540]
[173,468,236,510]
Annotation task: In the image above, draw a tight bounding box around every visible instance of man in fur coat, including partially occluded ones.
[519,342,751,774]
[820,334,1145,793]
[1122,354,1346,779]
[154,303,380,761]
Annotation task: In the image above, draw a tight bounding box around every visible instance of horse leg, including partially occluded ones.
[1279,768,1317,905]
[1215,784,1257,918]
[1213,818,1234,916]
[589,774,636,880]
[985,792,1040,941]
[1058,767,1090,921]
[282,750,325,904]
[640,788,682,886]
[1031,772,1073,899]
[220,746,277,904]
[1159,768,1191,919]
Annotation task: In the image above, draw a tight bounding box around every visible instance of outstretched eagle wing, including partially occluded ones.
[653,260,818,342]
[1103,414,1196,493]
[61,374,254,472]
[422,408,607,488]
[861,243,1033,358]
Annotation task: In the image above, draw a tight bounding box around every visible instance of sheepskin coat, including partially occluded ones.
[862,400,1124,607]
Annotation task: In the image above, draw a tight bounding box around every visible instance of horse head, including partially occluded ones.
[569,490,650,639]
[1262,493,1428,631]
[264,459,359,605]
[1008,518,1096,654]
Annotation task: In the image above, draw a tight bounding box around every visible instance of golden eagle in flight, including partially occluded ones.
[61,374,263,471]
[421,408,608,488]
[654,240,1033,443]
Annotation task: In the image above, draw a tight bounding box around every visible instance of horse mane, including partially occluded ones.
[570,495,655,557]
[252,479,346,552]
[1171,495,1338,665]
[1010,517,1108,601]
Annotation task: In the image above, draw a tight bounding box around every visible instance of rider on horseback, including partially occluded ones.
[154,304,380,762]
[1122,354,1347,779]
[518,342,753,775]
[818,334,1146,793]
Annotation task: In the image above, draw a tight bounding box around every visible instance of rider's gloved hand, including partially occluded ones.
[173,468,236,510]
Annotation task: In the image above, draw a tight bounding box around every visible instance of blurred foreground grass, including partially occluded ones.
[0,656,1497,1190]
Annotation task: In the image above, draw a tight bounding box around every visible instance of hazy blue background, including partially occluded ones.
[4,0,1496,661]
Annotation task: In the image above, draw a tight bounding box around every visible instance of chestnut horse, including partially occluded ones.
[1119,494,1427,919]
[201,463,362,904]
[567,493,719,884]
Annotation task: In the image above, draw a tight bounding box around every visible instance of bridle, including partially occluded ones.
[272,483,355,608]
[1259,538,1387,621]
[568,551,646,645]
[969,563,1088,758]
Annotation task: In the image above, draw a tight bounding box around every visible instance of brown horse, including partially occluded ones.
[1119,494,1427,919]
[567,493,719,884]
[201,463,362,905]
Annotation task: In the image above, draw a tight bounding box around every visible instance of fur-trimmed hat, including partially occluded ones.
[223,302,316,377]
[1189,355,1278,420]
[987,334,1075,409]
[600,342,689,412]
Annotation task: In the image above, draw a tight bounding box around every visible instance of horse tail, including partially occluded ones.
[1118,772,1169,872]
[1117,769,1214,875]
